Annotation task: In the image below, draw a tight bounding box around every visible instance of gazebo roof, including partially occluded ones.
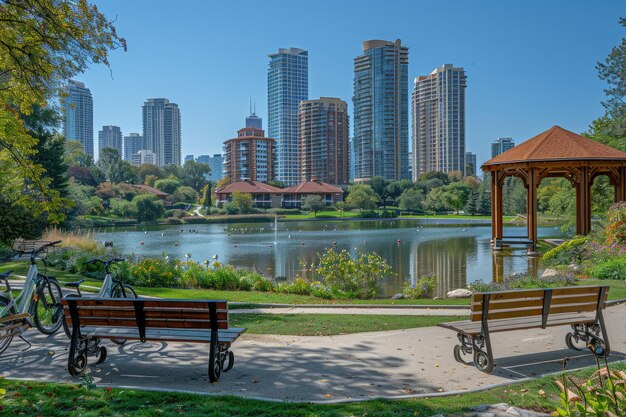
[482,125,626,169]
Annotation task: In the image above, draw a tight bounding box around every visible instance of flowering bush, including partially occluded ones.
[402,275,438,299]
[543,237,589,266]
[588,258,626,280]
[312,248,391,299]
[129,257,179,287]
[606,201,626,246]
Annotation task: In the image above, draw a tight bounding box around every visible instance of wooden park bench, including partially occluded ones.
[438,286,610,373]
[62,297,246,382]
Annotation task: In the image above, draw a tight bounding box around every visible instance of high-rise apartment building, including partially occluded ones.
[223,127,276,182]
[491,137,515,158]
[465,151,477,177]
[353,39,409,182]
[63,80,94,157]
[123,133,144,162]
[268,47,308,186]
[142,98,181,166]
[98,125,123,158]
[131,149,157,166]
[412,64,467,179]
[299,97,350,185]
[184,155,195,163]
[196,154,224,182]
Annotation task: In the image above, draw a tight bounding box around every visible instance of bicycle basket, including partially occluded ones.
[12,239,53,255]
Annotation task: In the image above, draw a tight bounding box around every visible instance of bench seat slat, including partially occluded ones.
[80,326,246,344]
[440,312,596,336]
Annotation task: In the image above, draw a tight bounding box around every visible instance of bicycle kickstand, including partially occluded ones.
[18,334,32,351]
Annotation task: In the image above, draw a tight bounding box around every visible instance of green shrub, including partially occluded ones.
[468,272,577,292]
[588,257,626,280]
[379,210,398,218]
[312,248,391,299]
[402,275,437,299]
[543,236,589,266]
[267,208,301,215]
[129,257,179,287]
[249,273,274,292]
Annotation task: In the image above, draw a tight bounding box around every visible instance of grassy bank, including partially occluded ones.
[231,314,464,336]
[5,364,624,416]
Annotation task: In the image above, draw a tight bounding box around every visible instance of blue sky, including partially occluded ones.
[83,0,624,167]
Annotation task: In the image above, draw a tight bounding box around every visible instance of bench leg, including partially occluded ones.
[208,342,222,382]
[68,330,88,376]
[453,333,494,373]
[472,333,494,373]
[566,322,610,359]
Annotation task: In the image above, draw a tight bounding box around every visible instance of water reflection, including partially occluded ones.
[96,220,564,298]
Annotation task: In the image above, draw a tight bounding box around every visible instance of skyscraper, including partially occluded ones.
[63,80,94,157]
[299,97,350,185]
[123,133,143,162]
[142,98,181,166]
[353,39,409,182]
[465,151,477,177]
[412,64,467,179]
[246,99,263,129]
[268,47,308,186]
[223,126,276,182]
[98,125,123,158]
[491,137,515,157]
[196,154,224,182]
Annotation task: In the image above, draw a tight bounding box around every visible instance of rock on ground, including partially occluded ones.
[447,288,472,298]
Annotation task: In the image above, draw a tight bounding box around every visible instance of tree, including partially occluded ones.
[423,187,447,212]
[502,177,527,215]
[137,164,163,184]
[0,0,125,228]
[170,186,198,203]
[440,182,471,214]
[132,194,164,222]
[386,179,413,203]
[154,177,181,194]
[231,191,253,214]
[108,160,137,184]
[96,147,122,181]
[266,180,285,188]
[345,184,378,212]
[302,195,325,217]
[397,188,424,213]
[200,182,212,208]
[597,18,626,118]
[367,177,389,207]
[180,160,210,191]
[109,198,137,219]
[64,140,94,167]
[144,174,158,187]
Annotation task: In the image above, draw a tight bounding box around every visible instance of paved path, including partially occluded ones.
[1,304,625,402]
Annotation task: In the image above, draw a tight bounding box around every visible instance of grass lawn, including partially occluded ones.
[230,314,465,336]
[582,278,626,300]
[3,363,623,416]
[0,261,102,288]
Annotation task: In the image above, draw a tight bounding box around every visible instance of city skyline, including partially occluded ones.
[76,1,622,168]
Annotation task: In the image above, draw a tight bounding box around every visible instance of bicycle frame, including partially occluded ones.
[98,272,115,298]
[0,256,42,320]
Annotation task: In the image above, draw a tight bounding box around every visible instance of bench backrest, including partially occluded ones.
[62,297,229,332]
[471,286,609,323]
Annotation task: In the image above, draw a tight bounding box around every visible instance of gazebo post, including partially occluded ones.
[618,166,626,202]
[575,167,591,235]
[526,168,538,252]
[491,171,504,247]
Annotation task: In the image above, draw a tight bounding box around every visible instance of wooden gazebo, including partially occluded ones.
[482,125,626,251]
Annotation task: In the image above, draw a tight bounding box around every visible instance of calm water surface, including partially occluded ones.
[96,219,565,297]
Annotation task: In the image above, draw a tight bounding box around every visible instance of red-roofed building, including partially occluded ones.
[214,180,283,208]
[131,184,170,200]
[282,180,344,208]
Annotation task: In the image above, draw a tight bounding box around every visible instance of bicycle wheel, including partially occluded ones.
[33,278,64,334]
[110,284,138,345]
[111,284,138,299]
[0,295,16,355]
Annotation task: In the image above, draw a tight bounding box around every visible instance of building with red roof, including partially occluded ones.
[282,180,344,208]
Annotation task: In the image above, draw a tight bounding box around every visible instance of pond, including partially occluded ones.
[95,219,566,298]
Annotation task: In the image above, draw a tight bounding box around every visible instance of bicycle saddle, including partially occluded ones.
[64,279,85,288]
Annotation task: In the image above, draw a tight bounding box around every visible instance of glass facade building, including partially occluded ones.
[412,64,467,179]
[63,80,94,157]
[142,98,181,166]
[98,125,123,158]
[123,133,144,162]
[268,47,308,186]
[491,137,515,158]
[195,154,224,182]
[353,39,409,182]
